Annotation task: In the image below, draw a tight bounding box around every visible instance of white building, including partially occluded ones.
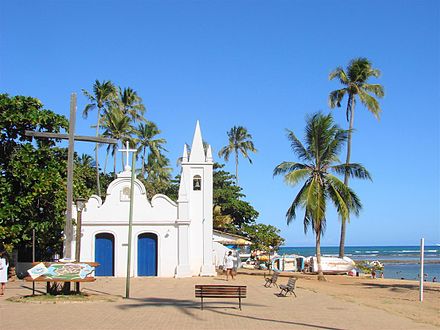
[69,122,216,278]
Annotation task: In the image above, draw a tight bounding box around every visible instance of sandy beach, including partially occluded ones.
[1,271,438,329]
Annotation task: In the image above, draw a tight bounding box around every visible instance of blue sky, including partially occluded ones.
[1,0,439,246]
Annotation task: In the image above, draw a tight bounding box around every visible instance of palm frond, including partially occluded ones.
[328,88,347,108]
[329,67,349,85]
[286,129,312,162]
[320,128,348,167]
[273,162,308,176]
[330,163,372,180]
[326,175,350,221]
[284,168,311,186]
[358,89,382,119]
[218,146,231,161]
[82,103,96,119]
[327,174,363,218]
[286,179,311,226]
[362,83,385,98]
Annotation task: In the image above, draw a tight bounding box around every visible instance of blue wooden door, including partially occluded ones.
[95,233,114,276]
[138,233,157,276]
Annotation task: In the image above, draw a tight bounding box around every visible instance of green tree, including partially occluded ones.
[82,80,117,196]
[329,58,384,257]
[140,153,173,200]
[241,223,284,253]
[213,163,259,228]
[274,113,370,280]
[135,121,167,178]
[218,126,257,184]
[101,106,134,176]
[117,87,146,123]
[0,94,96,258]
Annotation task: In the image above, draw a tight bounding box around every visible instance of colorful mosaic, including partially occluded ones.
[28,263,95,280]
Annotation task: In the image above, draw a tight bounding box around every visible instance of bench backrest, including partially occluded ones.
[272,272,280,281]
[195,285,247,298]
[287,277,297,288]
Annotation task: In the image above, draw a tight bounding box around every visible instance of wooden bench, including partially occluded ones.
[195,285,247,310]
[24,262,98,295]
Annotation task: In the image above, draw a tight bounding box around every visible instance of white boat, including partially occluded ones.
[271,255,307,272]
[309,256,355,274]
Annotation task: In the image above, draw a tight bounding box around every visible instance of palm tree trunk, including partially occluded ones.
[235,151,239,184]
[142,147,146,178]
[339,95,355,258]
[104,149,109,174]
[95,108,101,197]
[316,230,326,281]
[113,146,117,178]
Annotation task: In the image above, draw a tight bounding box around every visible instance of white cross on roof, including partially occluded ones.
[118,141,137,171]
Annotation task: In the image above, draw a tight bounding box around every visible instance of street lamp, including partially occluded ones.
[75,197,86,294]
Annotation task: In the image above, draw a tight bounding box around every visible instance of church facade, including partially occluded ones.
[69,122,216,277]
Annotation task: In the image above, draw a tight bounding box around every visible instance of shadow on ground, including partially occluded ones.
[358,282,440,293]
[117,296,343,329]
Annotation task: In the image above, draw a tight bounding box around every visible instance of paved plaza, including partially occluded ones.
[0,273,436,329]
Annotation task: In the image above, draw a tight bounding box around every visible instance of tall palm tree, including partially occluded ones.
[118,87,146,123]
[82,80,117,196]
[142,153,173,199]
[274,113,370,280]
[101,107,134,176]
[144,153,172,183]
[218,126,257,184]
[135,121,167,178]
[329,58,384,257]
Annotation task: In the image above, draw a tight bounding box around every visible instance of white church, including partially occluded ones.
[69,122,217,278]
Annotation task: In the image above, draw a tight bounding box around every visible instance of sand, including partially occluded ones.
[0,272,439,329]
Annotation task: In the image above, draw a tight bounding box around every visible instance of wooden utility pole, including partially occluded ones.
[25,93,117,259]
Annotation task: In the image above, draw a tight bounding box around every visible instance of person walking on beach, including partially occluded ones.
[0,251,9,295]
[224,251,237,281]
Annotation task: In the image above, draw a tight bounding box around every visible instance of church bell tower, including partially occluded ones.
[176,121,215,277]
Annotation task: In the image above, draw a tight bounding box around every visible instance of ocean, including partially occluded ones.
[278,245,440,281]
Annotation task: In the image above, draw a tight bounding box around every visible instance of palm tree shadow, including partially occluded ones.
[209,308,344,330]
[117,297,266,319]
[358,282,440,293]
[117,297,343,329]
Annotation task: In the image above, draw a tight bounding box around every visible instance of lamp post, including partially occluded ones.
[75,197,87,293]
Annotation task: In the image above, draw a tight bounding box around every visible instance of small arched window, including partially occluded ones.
[193,175,202,191]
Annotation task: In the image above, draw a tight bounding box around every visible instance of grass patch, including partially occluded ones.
[8,293,120,304]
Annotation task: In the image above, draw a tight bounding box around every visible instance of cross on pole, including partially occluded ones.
[25,93,117,259]
[118,141,137,171]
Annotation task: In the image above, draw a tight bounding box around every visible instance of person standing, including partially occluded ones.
[224,251,237,281]
[0,251,9,295]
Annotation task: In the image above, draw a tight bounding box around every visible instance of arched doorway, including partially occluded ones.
[138,233,157,276]
[95,233,115,276]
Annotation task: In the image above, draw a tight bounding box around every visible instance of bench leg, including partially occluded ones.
[201,297,203,310]
[239,296,242,310]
